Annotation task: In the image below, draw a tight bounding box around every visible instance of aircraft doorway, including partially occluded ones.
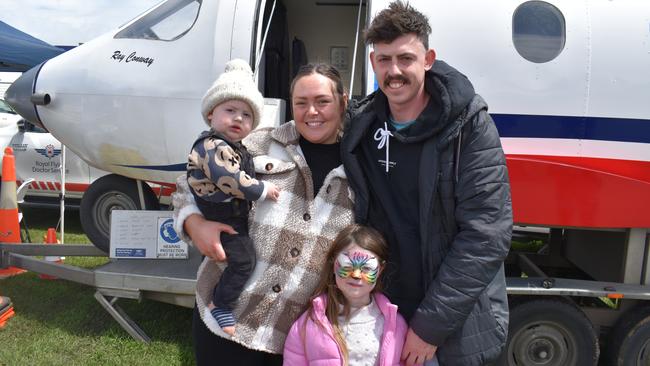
[258,0,367,119]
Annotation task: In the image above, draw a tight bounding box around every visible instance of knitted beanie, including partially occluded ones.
[201,59,264,128]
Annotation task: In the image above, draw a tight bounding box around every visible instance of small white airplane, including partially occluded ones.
[4,1,650,363]
[6,0,650,231]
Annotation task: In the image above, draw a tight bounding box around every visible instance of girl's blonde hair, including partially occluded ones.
[303,224,388,366]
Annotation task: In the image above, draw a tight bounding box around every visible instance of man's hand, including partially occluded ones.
[184,214,236,261]
[401,327,437,366]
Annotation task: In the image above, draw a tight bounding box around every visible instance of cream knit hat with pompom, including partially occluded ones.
[201,59,264,128]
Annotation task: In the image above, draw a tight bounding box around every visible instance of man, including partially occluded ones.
[341,1,513,365]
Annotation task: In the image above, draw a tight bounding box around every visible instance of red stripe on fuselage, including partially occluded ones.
[507,155,650,228]
[151,186,175,196]
[149,180,176,197]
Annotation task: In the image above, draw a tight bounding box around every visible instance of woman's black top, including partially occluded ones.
[299,136,342,194]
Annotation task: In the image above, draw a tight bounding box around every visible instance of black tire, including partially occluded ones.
[497,298,599,366]
[605,305,650,366]
[80,174,159,252]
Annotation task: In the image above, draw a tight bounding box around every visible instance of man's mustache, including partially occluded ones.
[384,75,409,87]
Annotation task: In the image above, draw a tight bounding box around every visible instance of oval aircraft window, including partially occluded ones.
[512,1,566,63]
[115,0,201,41]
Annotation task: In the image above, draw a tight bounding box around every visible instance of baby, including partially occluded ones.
[186,59,279,335]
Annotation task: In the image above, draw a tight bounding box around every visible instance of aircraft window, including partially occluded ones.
[512,1,565,63]
[115,0,201,41]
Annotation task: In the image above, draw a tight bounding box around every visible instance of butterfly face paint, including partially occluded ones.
[335,251,380,284]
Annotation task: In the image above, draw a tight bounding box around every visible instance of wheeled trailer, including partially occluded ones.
[0,242,201,342]
[502,227,650,365]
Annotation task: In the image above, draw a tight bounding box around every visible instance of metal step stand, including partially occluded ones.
[94,290,151,343]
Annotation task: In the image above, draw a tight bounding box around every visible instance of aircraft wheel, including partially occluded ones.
[80,174,159,252]
[605,305,650,366]
[497,298,599,366]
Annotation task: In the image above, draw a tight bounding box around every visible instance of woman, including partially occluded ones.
[173,63,354,365]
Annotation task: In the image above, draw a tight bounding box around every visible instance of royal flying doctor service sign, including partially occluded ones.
[109,210,188,259]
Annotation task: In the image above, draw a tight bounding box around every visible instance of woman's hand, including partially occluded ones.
[184,214,237,261]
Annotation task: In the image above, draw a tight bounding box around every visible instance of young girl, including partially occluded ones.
[283,224,411,366]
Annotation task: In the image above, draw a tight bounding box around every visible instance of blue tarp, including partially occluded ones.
[0,21,65,72]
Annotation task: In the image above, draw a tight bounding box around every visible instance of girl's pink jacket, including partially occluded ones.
[283,292,409,366]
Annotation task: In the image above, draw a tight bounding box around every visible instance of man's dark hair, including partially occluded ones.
[364,1,431,49]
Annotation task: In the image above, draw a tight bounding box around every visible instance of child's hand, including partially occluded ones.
[266,183,280,202]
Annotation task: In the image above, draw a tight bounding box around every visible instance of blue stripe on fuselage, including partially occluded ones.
[112,114,650,173]
[114,163,186,171]
[492,114,650,144]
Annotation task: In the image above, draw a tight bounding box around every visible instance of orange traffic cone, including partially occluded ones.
[0,296,14,328]
[39,228,64,280]
[0,147,26,278]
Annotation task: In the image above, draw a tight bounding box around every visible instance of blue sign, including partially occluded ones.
[115,248,146,257]
[159,218,180,243]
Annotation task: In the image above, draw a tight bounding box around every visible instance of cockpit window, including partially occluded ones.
[512,1,566,63]
[115,0,201,41]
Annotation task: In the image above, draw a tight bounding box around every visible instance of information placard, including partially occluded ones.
[110,210,188,259]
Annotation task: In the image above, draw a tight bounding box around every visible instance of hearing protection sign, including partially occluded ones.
[110,210,188,259]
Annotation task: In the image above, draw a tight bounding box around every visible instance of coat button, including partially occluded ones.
[272,284,281,293]
[265,163,273,171]
[303,213,311,221]
[326,185,331,194]
[290,248,300,257]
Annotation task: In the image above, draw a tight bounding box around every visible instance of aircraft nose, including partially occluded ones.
[4,63,50,131]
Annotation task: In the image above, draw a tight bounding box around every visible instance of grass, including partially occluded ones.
[1,207,195,365]
[19,205,95,245]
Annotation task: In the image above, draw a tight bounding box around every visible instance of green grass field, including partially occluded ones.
[0,207,195,365]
